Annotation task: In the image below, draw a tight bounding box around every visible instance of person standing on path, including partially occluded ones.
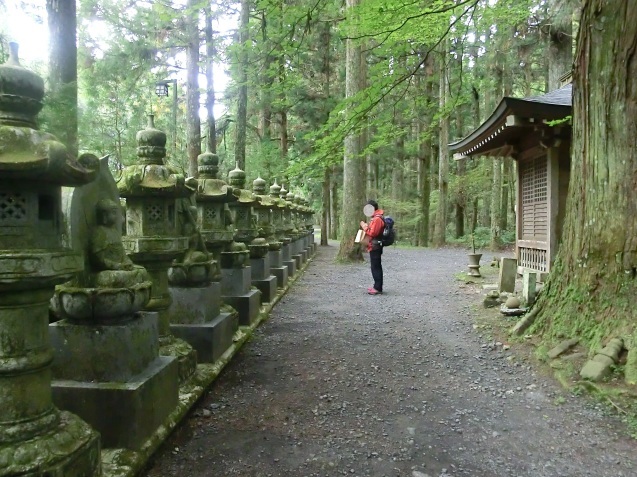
[360,199,384,295]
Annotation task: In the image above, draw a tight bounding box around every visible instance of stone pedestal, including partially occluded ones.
[168,283,238,362]
[282,243,297,277]
[251,256,278,304]
[522,271,537,306]
[269,250,288,288]
[221,267,261,326]
[50,312,179,450]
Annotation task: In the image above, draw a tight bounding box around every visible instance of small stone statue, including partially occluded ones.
[178,198,210,265]
[89,198,148,288]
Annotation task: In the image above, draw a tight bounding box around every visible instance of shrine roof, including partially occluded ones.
[448,84,572,158]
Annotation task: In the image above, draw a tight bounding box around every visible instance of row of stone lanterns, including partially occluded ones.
[0,44,315,475]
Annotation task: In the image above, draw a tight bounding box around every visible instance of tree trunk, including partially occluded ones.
[321,167,330,246]
[205,7,216,154]
[330,169,338,240]
[490,157,502,249]
[455,158,465,238]
[548,0,575,90]
[337,0,365,262]
[433,46,449,247]
[234,0,250,170]
[532,0,637,351]
[186,0,201,177]
[46,0,78,156]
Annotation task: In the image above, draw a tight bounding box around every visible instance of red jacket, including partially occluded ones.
[363,209,384,252]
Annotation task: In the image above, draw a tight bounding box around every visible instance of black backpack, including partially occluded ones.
[380,216,395,246]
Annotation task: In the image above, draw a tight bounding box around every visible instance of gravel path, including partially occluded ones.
[144,244,637,477]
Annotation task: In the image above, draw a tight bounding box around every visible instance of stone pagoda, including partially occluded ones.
[224,165,263,325]
[0,43,101,476]
[278,183,297,277]
[167,150,239,362]
[117,115,197,382]
[50,157,178,450]
[250,176,279,303]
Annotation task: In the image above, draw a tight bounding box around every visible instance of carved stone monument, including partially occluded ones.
[224,165,262,325]
[279,184,297,277]
[167,150,238,362]
[250,177,279,303]
[0,43,101,476]
[267,181,288,288]
[50,157,179,450]
[117,115,197,382]
[286,189,304,270]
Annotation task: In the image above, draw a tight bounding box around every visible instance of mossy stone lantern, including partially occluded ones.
[117,114,196,382]
[228,165,269,258]
[270,181,291,245]
[0,43,100,476]
[253,176,281,251]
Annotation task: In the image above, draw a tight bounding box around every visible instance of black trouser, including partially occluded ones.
[370,248,383,292]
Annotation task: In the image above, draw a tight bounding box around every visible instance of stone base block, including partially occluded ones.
[159,334,198,383]
[250,256,270,281]
[221,266,252,296]
[269,250,283,268]
[50,312,159,382]
[271,266,288,288]
[52,356,178,450]
[1,412,101,477]
[293,254,303,270]
[170,312,238,363]
[169,282,221,324]
[223,289,261,326]
[254,275,278,304]
[284,259,297,278]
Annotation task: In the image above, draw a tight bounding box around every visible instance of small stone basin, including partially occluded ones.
[52,281,152,323]
[168,260,219,286]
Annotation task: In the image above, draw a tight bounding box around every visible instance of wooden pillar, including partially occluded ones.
[547,146,560,271]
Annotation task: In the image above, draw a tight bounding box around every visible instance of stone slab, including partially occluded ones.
[221,266,252,296]
[269,250,283,268]
[250,256,270,281]
[522,271,537,306]
[50,312,159,382]
[53,355,179,450]
[170,312,238,363]
[547,338,579,359]
[499,258,517,293]
[293,254,302,270]
[271,266,288,288]
[281,243,291,261]
[254,275,278,304]
[169,282,221,324]
[580,359,612,382]
[284,259,297,278]
[222,289,261,326]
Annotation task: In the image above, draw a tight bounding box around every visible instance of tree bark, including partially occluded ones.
[500,157,511,231]
[532,0,637,351]
[337,0,365,261]
[46,0,78,156]
[433,46,449,247]
[186,0,201,177]
[490,157,502,249]
[548,0,575,90]
[234,0,250,170]
[321,167,330,246]
[330,169,338,240]
[205,7,216,154]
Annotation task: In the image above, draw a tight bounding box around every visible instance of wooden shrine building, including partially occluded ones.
[449,82,572,275]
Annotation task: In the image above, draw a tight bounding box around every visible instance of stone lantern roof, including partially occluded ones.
[0,42,98,185]
[197,149,219,178]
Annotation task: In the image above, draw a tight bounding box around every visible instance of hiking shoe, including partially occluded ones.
[368,288,382,295]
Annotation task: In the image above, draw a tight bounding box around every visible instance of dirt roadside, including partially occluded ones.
[144,244,636,477]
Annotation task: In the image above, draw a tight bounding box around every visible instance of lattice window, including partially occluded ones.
[519,246,548,272]
[236,209,248,221]
[0,192,28,222]
[520,156,548,241]
[146,203,163,222]
[205,206,217,221]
